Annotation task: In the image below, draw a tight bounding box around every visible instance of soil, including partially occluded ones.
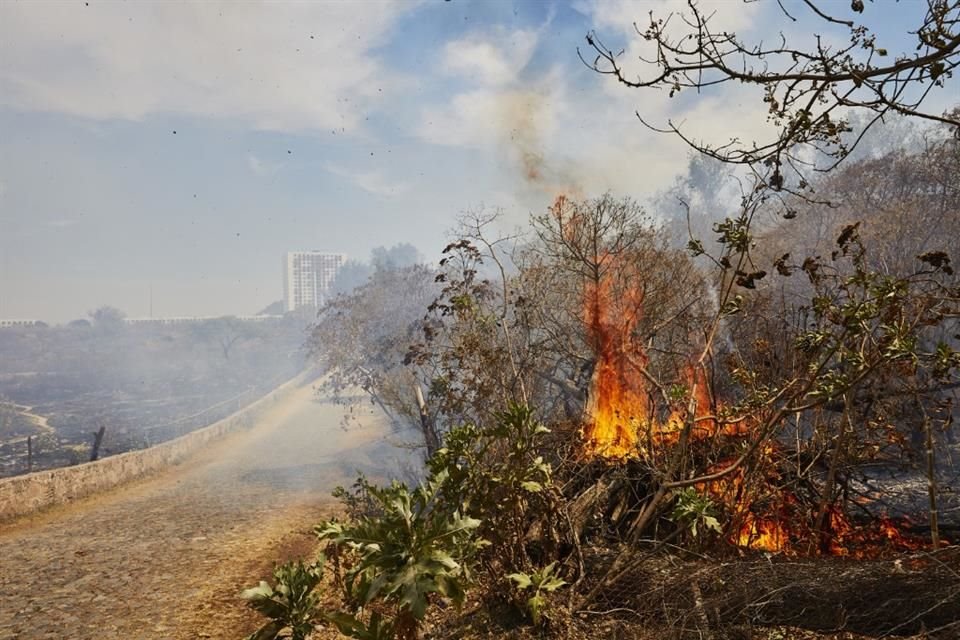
[0,384,410,640]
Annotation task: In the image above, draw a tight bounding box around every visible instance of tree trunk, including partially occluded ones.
[925,412,941,550]
[90,425,106,462]
[414,382,439,457]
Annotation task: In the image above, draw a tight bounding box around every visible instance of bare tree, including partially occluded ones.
[309,264,441,452]
[583,0,960,191]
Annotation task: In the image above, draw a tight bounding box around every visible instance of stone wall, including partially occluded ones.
[0,373,307,523]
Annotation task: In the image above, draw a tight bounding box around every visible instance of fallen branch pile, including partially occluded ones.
[586,547,960,638]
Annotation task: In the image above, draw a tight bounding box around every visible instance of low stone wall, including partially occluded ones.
[0,373,308,524]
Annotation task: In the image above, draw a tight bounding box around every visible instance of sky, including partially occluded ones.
[0,0,955,323]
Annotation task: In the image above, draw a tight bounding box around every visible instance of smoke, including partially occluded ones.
[496,88,585,201]
[0,316,309,476]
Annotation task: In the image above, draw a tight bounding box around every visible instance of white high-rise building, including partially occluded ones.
[283,251,346,312]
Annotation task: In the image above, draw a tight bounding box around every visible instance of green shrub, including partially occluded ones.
[316,471,486,640]
[241,558,325,640]
[507,561,567,625]
[427,403,555,577]
[243,404,556,639]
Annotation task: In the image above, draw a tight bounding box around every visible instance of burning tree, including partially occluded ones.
[291,4,960,623]
[566,0,960,570]
[527,194,714,459]
[287,184,959,638]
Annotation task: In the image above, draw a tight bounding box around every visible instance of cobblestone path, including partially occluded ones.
[0,384,401,639]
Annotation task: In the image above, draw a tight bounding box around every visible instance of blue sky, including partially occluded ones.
[0,0,955,322]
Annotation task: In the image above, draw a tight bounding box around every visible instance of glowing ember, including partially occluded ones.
[737,514,789,552]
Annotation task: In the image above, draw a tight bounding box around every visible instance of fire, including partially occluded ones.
[556,192,651,459]
[699,449,940,557]
[824,511,934,558]
[582,294,723,458]
[737,515,789,552]
[581,257,648,458]
[705,461,941,557]
[698,455,795,554]
[567,191,945,558]
[664,364,725,441]
[576,209,717,459]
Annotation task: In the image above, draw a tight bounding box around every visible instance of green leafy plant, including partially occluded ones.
[331,472,382,520]
[426,403,555,577]
[670,488,722,539]
[321,610,395,640]
[241,558,325,640]
[507,561,567,625]
[316,470,486,640]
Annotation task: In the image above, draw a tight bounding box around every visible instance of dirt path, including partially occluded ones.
[0,384,410,639]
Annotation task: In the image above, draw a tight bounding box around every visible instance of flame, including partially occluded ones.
[568,189,946,557]
[581,250,647,459]
[698,455,794,554]
[824,511,936,558]
[575,196,719,459]
[665,364,724,441]
[583,319,722,457]
[707,462,943,557]
[737,514,789,552]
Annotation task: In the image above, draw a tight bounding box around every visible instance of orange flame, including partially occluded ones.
[568,189,944,557]
[737,515,789,552]
[703,457,943,557]
[582,281,721,458]
[581,253,647,458]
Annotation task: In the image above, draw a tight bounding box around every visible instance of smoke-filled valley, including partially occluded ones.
[0,315,305,476]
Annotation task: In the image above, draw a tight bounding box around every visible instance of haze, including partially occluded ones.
[1,0,951,322]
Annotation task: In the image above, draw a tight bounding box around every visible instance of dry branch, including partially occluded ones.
[587,548,960,637]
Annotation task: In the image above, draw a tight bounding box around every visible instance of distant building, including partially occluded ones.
[123,315,283,326]
[0,319,44,329]
[283,251,345,312]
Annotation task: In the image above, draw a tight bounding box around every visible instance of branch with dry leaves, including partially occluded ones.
[581,0,960,191]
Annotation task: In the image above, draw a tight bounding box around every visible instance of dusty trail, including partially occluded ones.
[0,384,407,639]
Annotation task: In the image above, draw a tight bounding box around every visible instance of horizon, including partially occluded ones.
[1,1,955,322]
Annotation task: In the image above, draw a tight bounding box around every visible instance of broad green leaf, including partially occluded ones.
[428,550,459,570]
[541,576,567,592]
[240,582,274,600]
[323,611,368,636]
[507,572,533,589]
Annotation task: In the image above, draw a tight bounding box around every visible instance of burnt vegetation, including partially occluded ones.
[0,313,305,476]
[244,2,960,639]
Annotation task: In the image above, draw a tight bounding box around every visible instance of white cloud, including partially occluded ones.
[46,218,80,229]
[415,0,777,206]
[324,164,410,198]
[0,1,417,132]
[246,153,282,177]
[423,26,552,151]
[442,27,540,86]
